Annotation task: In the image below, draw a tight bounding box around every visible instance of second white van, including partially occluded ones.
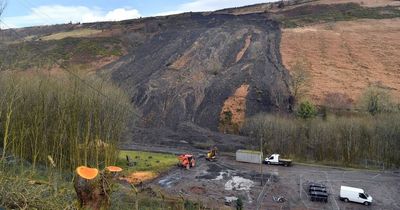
[339,186,373,206]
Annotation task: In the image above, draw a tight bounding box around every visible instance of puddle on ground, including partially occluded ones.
[225,196,238,204]
[213,171,228,180]
[196,163,225,179]
[158,175,180,188]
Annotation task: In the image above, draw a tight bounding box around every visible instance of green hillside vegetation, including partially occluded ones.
[278,3,400,28]
[0,37,123,70]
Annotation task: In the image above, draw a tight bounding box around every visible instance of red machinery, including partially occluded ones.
[178,154,195,169]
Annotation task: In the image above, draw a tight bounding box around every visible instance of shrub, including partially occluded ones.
[296,100,317,119]
[323,92,353,110]
[236,197,243,210]
[358,86,398,115]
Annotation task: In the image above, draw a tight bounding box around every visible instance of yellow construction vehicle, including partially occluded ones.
[206,147,218,161]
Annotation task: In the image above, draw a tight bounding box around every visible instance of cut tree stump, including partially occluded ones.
[74,166,123,210]
[74,166,110,210]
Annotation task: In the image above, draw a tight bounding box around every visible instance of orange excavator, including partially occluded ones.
[178,154,196,169]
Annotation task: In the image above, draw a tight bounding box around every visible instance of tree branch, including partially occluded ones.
[0,0,6,18]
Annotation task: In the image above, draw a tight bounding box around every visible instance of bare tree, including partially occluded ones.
[359,85,396,115]
[323,92,353,110]
[0,0,6,18]
[0,0,6,30]
[288,60,310,103]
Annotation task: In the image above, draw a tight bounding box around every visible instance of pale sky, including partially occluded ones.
[1,0,277,28]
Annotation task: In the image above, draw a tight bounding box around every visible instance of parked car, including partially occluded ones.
[339,186,372,206]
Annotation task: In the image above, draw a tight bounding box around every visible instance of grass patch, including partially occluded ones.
[0,162,205,210]
[0,164,77,209]
[116,150,178,174]
[41,29,103,41]
[0,37,123,71]
[278,3,400,28]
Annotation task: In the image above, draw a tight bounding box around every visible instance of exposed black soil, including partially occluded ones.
[105,13,291,133]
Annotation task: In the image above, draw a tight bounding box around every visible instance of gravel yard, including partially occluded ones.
[148,154,400,209]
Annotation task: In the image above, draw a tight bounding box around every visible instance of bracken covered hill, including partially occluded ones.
[1,0,399,149]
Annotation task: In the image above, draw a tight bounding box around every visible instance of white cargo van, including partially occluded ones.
[340,186,372,206]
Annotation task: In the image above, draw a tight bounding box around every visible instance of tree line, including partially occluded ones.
[243,112,400,168]
[0,72,134,172]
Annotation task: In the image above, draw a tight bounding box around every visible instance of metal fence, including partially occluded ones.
[359,159,385,170]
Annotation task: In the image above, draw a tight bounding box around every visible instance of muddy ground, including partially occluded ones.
[145,154,400,210]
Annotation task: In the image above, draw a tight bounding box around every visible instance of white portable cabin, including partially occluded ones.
[236,150,262,164]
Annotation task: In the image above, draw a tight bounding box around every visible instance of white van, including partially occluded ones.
[340,186,373,206]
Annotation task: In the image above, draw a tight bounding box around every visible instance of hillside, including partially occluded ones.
[281,18,400,103]
[106,13,291,130]
[1,0,400,149]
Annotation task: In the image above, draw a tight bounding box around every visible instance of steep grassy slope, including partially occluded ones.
[0,37,122,71]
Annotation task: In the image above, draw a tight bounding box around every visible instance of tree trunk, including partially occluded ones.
[74,175,109,210]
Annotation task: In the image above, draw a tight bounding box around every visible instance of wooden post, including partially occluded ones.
[260,135,263,186]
